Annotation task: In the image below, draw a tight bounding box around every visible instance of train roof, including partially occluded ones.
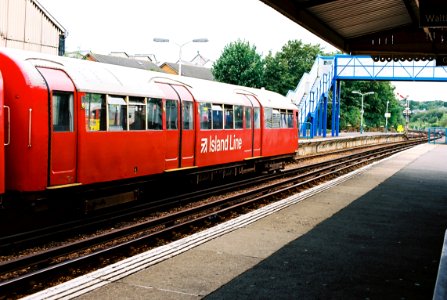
[0,48,297,110]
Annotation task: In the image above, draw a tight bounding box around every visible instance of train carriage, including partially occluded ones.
[0,48,298,206]
[187,81,258,167]
[252,88,298,157]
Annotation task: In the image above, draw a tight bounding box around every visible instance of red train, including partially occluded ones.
[0,48,298,208]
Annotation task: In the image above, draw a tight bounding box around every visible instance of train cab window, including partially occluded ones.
[234,106,243,129]
[166,99,178,130]
[199,103,211,129]
[182,101,194,130]
[129,97,146,130]
[287,111,294,128]
[147,98,162,130]
[52,92,74,132]
[83,93,106,131]
[244,107,252,129]
[224,105,234,129]
[212,104,223,129]
[254,107,260,129]
[108,96,127,131]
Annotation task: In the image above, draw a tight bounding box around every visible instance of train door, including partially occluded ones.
[244,94,262,157]
[156,83,180,169]
[0,71,5,194]
[170,84,195,168]
[156,82,195,170]
[37,68,77,187]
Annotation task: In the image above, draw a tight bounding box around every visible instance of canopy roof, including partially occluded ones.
[261,0,447,62]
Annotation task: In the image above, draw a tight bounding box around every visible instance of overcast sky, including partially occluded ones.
[36,0,447,102]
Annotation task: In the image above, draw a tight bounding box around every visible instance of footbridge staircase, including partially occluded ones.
[288,55,447,137]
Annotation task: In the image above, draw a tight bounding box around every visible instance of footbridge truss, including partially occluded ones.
[287,55,447,138]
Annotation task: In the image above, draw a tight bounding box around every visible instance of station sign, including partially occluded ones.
[436,55,447,66]
[420,0,447,27]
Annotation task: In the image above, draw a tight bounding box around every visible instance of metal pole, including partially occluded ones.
[178,45,183,76]
[352,91,374,135]
[385,100,389,133]
[360,94,364,134]
[153,37,208,77]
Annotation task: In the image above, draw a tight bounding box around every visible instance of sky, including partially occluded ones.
[36,0,447,102]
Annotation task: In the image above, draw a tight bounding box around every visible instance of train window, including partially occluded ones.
[234,105,243,129]
[272,109,281,128]
[83,93,106,131]
[295,111,299,129]
[224,105,234,129]
[264,108,281,129]
[287,111,294,128]
[147,98,162,130]
[182,101,194,130]
[108,96,127,131]
[199,103,211,129]
[166,99,178,130]
[212,104,223,129]
[264,108,272,129]
[280,110,287,128]
[254,107,260,129]
[129,97,146,130]
[244,107,252,129]
[52,92,73,132]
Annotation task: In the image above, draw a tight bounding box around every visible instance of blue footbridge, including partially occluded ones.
[288,55,447,138]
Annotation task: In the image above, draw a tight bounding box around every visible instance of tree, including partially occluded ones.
[338,81,404,131]
[263,40,324,95]
[212,40,264,88]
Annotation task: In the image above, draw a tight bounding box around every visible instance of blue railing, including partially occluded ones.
[288,55,447,138]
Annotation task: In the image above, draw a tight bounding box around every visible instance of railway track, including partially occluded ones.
[0,139,425,298]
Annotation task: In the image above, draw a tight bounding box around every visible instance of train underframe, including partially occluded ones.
[1,154,296,214]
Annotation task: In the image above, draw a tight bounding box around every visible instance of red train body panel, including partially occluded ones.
[0,71,4,195]
[0,48,298,200]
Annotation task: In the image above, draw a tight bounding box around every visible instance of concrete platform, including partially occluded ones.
[298,132,407,155]
[67,143,447,300]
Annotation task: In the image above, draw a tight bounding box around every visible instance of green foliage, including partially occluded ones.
[212,40,264,88]
[263,40,324,95]
[213,39,324,95]
[338,81,404,131]
[409,101,447,129]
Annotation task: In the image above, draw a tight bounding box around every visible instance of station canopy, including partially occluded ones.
[260,0,447,64]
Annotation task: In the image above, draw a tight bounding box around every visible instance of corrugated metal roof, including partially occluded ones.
[309,0,412,38]
[260,0,447,59]
[32,0,66,33]
[86,53,163,72]
[162,62,214,81]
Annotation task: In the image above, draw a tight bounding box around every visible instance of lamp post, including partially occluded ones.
[384,100,390,133]
[352,90,374,134]
[153,37,208,76]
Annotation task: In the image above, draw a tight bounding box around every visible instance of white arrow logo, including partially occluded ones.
[200,138,208,153]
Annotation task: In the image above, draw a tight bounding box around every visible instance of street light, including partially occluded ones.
[352,90,374,134]
[153,37,208,76]
[385,100,390,133]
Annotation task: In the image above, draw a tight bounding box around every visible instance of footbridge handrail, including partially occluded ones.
[287,55,335,138]
[288,54,447,138]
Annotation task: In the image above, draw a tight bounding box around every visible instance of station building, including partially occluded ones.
[0,0,66,55]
